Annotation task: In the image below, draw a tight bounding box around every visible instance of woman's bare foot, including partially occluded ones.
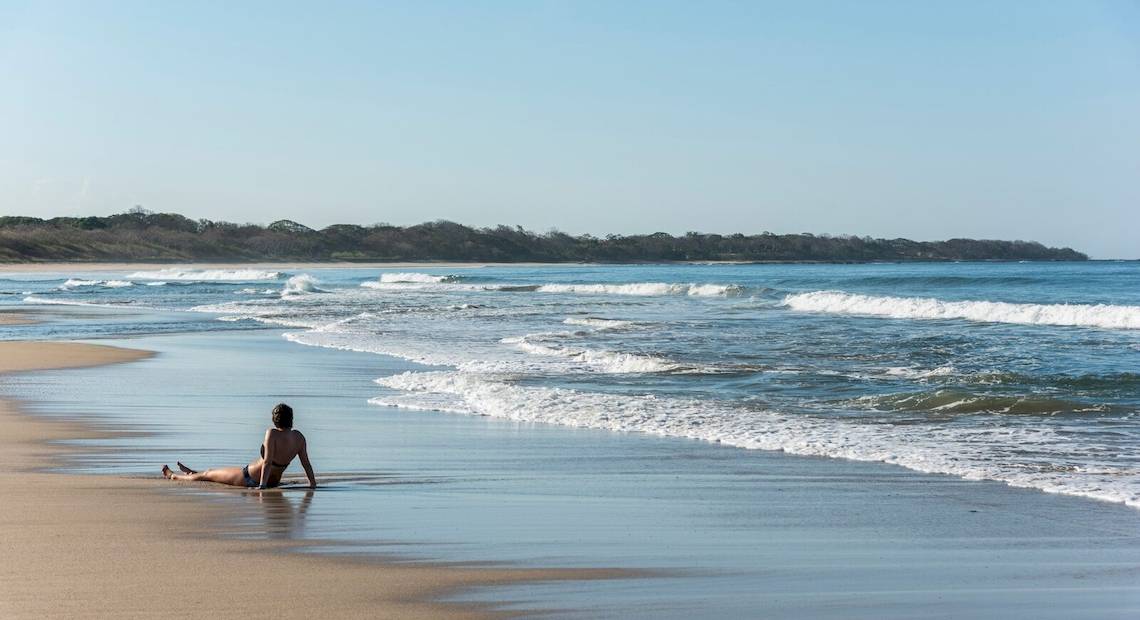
[177,461,197,475]
[161,464,174,479]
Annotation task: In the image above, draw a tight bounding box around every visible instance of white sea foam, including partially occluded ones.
[373,370,1140,508]
[536,282,741,296]
[60,278,134,289]
[283,330,459,366]
[22,295,134,308]
[61,279,100,288]
[881,365,956,380]
[126,268,284,281]
[281,274,324,296]
[360,281,494,292]
[357,279,741,297]
[188,300,323,328]
[378,272,457,284]
[368,393,471,415]
[563,317,637,330]
[688,283,742,296]
[783,291,1140,330]
[501,334,679,374]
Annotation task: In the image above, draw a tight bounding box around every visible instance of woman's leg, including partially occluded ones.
[162,464,247,487]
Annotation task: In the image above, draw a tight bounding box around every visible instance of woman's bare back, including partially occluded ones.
[162,403,316,489]
[248,428,316,488]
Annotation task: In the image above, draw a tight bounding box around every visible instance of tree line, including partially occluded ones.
[0,209,1088,262]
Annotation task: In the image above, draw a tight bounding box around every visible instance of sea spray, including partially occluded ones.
[281,274,325,296]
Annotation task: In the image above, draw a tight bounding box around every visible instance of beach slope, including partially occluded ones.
[0,341,620,619]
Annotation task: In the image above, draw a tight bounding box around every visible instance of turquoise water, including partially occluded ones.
[2,261,1140,617]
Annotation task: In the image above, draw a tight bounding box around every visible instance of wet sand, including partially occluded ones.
[0,310,37,325]
[0,342,626,619]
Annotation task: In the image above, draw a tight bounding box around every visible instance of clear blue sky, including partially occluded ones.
[1,1,1137,257]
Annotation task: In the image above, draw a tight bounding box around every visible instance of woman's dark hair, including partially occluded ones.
[272,403,294,429]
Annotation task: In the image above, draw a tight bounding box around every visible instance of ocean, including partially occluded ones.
[7,261,1138,508]
[3,261,1140,617]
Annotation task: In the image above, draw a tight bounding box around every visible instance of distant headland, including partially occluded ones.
[0,209,1087,263]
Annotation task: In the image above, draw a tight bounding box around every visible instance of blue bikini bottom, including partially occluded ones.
[241,465,258,488]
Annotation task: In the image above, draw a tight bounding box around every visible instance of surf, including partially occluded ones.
[783,291,1140,330]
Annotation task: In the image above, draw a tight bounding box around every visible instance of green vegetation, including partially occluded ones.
[0,209,1087,263]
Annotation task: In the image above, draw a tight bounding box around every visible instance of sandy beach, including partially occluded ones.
[0,341,624,619]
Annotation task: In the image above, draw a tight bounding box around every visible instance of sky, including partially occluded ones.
[1,1,1137,258]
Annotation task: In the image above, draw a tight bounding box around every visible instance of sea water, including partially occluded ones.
[6,262,1139,508]
[3,261,1140,617]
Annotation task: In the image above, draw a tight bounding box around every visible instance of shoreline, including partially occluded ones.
[0,341,629,618]
[0,261,539,273]
[0,258,1116,274]
[3,319,1138,616]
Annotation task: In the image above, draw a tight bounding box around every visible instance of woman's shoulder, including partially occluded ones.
[267,427,304,441]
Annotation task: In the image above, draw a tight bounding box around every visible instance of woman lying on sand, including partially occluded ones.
[162,403,317,489]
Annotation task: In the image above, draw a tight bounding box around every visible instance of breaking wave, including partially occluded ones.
[281,274,325,296]
[372,370,1140,508]
[536,282,743,296]
[126,268,284,281]
[358,279,742,297]
[783,291,1140,330]
[501,334,680,374]
[360,281,493,292]
[60,279,134,289]
[378,272,459,284]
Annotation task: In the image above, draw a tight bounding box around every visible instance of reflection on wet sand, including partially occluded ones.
[288,472,453,487]
[233,472,451,540]
[241,488,315,539]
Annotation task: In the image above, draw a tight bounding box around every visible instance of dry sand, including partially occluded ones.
[0,342,628,619]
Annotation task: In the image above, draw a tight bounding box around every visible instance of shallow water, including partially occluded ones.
[5,262,1140,507]
[3,325,1139,618]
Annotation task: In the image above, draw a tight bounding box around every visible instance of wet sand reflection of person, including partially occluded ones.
[245,487,315,539]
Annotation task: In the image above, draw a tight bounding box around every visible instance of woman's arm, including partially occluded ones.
[298,433,317,489]
[258,430,273,489]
